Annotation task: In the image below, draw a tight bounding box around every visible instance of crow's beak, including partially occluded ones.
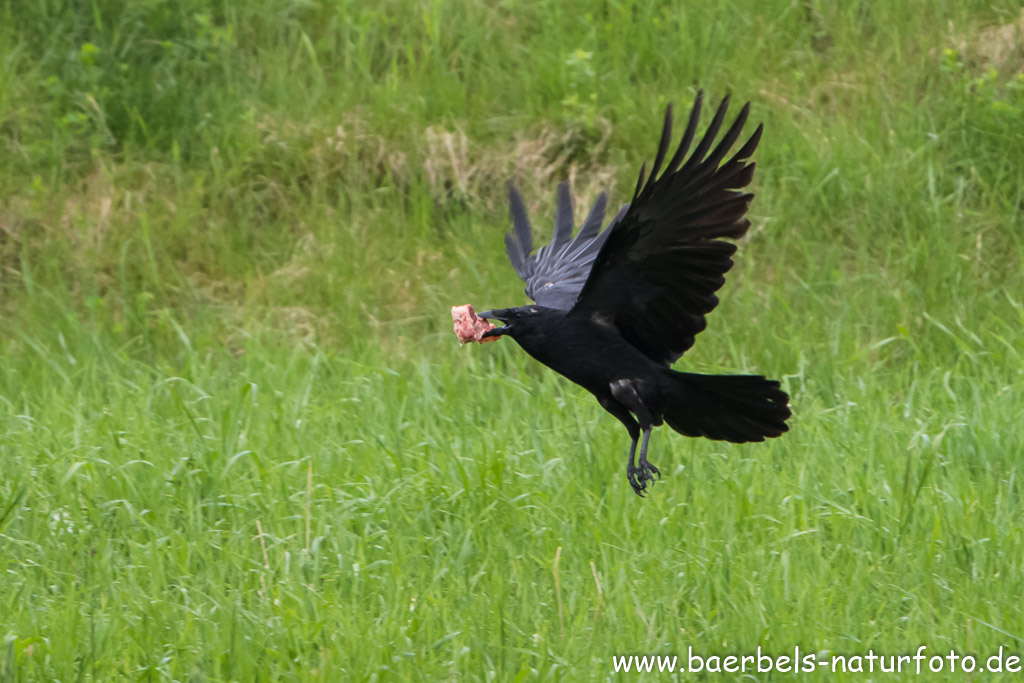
[478,309,511,338]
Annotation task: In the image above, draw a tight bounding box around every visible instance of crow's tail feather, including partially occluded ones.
[660,372,790,443]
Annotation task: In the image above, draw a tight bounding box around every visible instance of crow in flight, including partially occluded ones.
[474,92,790,495]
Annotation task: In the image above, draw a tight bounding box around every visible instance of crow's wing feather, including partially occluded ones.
[503,182,627,310]
[504,185,535,280]
[570,92,763,366]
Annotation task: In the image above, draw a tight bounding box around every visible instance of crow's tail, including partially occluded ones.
[659,372,790,443]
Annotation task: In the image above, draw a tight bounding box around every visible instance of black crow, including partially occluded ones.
[475,92,790,496]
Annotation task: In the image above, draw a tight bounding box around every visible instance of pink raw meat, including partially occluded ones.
[451,304,498,344]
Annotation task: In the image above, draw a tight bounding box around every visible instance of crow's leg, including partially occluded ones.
[609,379,660,494]
[598,396,644,496]
[636,427,661,486]
[625,436,643,495]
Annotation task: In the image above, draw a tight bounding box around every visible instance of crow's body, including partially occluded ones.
[477,92,790,495]
[500,307,652,394]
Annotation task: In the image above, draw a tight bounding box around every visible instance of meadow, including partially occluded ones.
[1,0,1024,679]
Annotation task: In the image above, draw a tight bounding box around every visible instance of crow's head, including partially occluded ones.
[477,306,556,340]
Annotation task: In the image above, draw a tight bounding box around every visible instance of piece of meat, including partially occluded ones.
[451,304,498,344]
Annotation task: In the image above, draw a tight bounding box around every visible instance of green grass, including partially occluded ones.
[2,0,1024,679]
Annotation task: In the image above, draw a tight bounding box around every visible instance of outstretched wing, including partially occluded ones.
[570,92,763,366]
[503,182,628,310]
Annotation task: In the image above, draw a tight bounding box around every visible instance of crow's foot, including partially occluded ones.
[627,458,660,496]
[625,427,659,496]
[638,456,661,482]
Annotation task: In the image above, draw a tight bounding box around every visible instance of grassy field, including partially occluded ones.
[2,0,1024,679]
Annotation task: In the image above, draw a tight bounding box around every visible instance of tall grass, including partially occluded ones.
[2,0,1023,679]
